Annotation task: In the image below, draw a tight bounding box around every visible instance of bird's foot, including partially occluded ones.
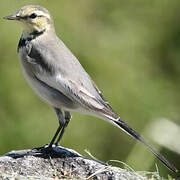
[32,144,57,154]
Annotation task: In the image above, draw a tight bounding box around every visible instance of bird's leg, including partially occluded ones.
[55,111,72,146]
[48,108,65,147]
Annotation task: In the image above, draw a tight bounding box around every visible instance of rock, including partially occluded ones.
[0,146,147,180]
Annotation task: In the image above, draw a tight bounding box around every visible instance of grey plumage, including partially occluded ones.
[18,28,119,121]
[4,5,178,172]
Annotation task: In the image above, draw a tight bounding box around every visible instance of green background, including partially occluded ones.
[0,0,180,178]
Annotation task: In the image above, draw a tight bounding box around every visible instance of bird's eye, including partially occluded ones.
[29,13,37,19]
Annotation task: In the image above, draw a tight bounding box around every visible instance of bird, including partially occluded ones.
[3,5,177,172]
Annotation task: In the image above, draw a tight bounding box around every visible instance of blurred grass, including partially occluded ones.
[0,0,180,178]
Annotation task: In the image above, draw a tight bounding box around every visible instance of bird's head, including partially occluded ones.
[3,5,54,34]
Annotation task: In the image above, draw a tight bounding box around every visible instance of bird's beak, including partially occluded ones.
[3,14,20,21]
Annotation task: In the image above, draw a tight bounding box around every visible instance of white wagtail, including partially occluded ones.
[3,5,177,172]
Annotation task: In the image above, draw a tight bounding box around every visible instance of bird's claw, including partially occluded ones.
[31,144,56,153]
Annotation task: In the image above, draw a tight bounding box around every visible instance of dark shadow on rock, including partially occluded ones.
[0,146,147,180]
[5,145,107,165]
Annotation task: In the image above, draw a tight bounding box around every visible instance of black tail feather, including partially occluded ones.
[113,118,178,173]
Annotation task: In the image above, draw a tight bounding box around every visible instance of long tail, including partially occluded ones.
[111,118,178,172]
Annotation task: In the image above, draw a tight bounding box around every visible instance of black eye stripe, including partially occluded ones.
[29,13,37,19]
[20,16,28,19]
[20,14,43,20]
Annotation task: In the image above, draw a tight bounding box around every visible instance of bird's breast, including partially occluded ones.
[17,48,79,111]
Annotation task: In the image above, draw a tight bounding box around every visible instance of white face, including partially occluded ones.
[16,7,52,33]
